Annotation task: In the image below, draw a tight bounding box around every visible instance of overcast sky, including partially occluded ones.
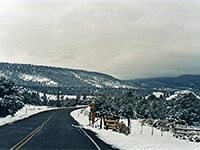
[0,0,200,79]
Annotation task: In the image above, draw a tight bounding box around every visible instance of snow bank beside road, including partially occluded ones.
[71,107,200,150]
[0,105,57,126]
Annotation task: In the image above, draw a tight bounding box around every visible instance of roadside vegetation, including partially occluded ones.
[0,77,84,117]
[93,91,200,127]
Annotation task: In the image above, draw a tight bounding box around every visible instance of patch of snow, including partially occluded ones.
[153,92,164,98]
[71,108,200,150]
[66,95,77,99]
[166,93,178,101]
[145,92,164,99]
[166,90,200,100]
[86,96,94,99]
[195,95,200,99]
[37,92,57,101]
[0,105,58,127]
[46,94,57,100]
[72,72,103,88]
[47,80,58,86]
[145,95,150,99]
[19,73,58,86]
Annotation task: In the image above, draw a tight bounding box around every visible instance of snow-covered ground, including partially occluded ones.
[153,92,164,98]
[166,90,200,100]
[0,105,58,127]
[71,107,200,150]
[145,92,164,99]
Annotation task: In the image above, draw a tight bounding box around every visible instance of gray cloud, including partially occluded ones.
[0,0,200,79]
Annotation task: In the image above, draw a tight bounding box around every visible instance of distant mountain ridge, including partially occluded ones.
[130,74,200,90]
[0,62,135,89]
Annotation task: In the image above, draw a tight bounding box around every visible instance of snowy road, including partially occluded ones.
[0,108,114,150]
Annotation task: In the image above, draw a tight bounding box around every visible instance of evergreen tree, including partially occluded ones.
[0,77,24,117]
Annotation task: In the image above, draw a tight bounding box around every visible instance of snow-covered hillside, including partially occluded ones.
[0,62,136,89]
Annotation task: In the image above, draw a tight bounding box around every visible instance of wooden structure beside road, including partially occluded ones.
[103,114,120,129]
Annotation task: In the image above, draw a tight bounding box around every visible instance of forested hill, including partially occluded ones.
[0,62,135,89]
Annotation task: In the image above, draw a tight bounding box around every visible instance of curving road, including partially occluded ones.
[0,108,116,150]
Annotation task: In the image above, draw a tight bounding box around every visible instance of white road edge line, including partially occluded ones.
[72,124,101,150]
[79,127,101,150]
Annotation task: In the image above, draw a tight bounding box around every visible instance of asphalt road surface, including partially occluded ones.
[0,107,116,150]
